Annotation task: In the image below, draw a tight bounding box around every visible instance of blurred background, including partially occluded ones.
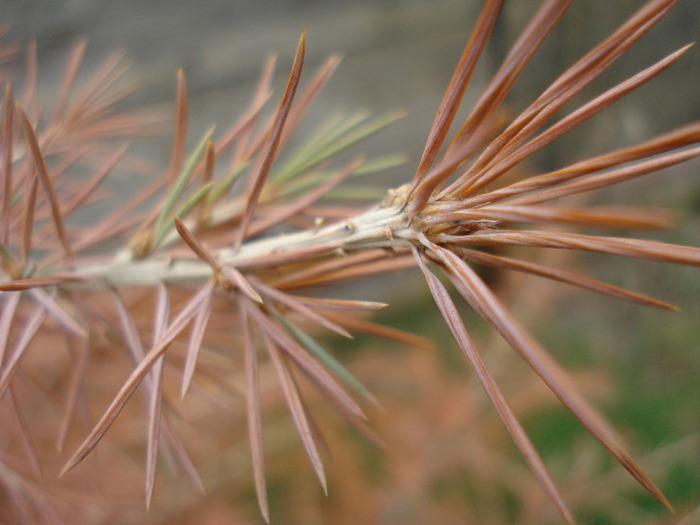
[1,1,699,523]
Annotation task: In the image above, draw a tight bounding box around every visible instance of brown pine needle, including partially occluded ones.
[442,0,684,200]
[324,312,437,353]
[61,285,211,476]
[290,295,388,312]
[180,280,215,399]
[0,292,21,365]
[1,82,12,245]
[173,215,220,270]
[159,413,206,496]
[421,236,672,511]
[242,305,269,522]
[219,266,263,304]
[168,69,189,187]
[413,247,574,524]
[22,40,37,122]
[425,204,675,230]
[57,335,90,453]
[253,278,353,339]
[245,155,363,238]
[247,303,365,421]
[444,0,573,162]
[198,140,215,224]
[50,38,87,123]
[0,274,85,291]
[145,284,169,510]
[406,0,504,209]
[28,288,87,338]
[112,289,147,365]
[15,101,74,262]
[263,330,328,494]
[459,247,678,310]
[271,250,415,290]
[60,142,130,219]
[510,145,700,205]
[111,287,202,501]
[217,54,277,167]
[216,56,274,160]
[20,167,39,265]
[7,387,42,479]
[461,44,692,197]
[66,50,129,123]
[448,120,700,210]
[237,32,305,245]
[439,230,700,267]
[0,305,47,400]
[278,54,342,149]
